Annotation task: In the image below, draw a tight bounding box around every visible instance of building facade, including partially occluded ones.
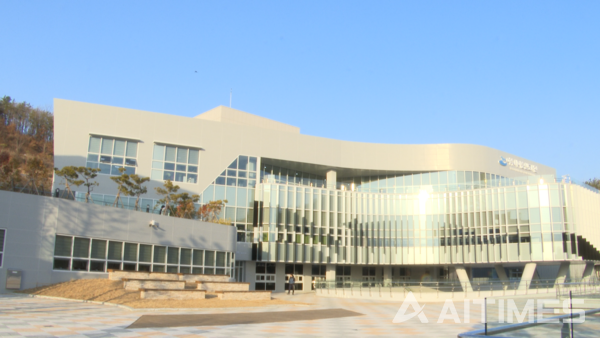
[41,99,600,293]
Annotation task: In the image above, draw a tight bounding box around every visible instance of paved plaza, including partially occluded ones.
[2,293,600,337]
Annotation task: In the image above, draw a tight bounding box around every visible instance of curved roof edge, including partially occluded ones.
[195,106,300,134]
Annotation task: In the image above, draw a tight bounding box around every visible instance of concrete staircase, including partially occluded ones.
[107,269,271,301]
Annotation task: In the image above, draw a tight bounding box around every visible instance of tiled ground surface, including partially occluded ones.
[2,293,599,337]
[0,293,481,337]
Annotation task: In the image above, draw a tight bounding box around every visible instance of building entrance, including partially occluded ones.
[285,264,304,291]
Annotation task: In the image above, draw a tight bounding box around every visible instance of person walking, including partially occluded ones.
[288,274,295,295]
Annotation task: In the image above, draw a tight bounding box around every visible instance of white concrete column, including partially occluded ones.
[556,262,570,284]
[326,170,337,190]
[455,266,473,292]
[582,262,595,282]
[383,266,392,286]
[325,264,336,283]
[518,263,537,290]
[495,265,509,290]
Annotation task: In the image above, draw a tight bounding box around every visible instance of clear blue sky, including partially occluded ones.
[1,1,598,181]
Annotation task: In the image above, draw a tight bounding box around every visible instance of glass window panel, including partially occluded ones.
[87,154,99,162]
[216,252,226,267]
[0,229,4,252]
[167,247,179,264]
[215,185,226,201]
[193,250,203,266]
[188,149,199,164]
[139,244,152,262]
[153,144,165,161]
[90,239,106,259]
[180,248,192,265]
[86,161,98,169]
[101,138,113,155]
[187,174,197,184]
[125,158,136,166]
[175,172,186,182]
[88,136,101,153]
[228,159,238,169]
[202,185,214,203]
[237,187,247,207]
[54,235,73,256]
[112,157,123,165]
[165,146,176,162]
[205,250,215,266]
[177,148,187,163]
[238,156,248,170]
[72,259,88,271]
[151,170,163,180]
[236,208,247,222]
[249,157,257,171]
[107,241,123,260]
[124,166,135,175]
[99,155,112,163]
[176,164,186,171]
[124,243,138,261]
[154,246,166,263]
[163,171,174,181]
[113,140,125,156]
[188,165,198,173]
[90,261,105,272]
[53,258,70,270]
[111,165,123,175]
[152,161,162,169]
[126,141,137,157]
[529,208,541,224]
[164,162,175,170]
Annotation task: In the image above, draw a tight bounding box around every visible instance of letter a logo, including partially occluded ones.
[393,292,428,323]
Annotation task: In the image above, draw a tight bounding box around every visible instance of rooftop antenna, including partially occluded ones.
[230,88,232,108]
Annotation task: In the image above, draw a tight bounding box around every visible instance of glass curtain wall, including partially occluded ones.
[200,155,259,242]
[254,181,580,265]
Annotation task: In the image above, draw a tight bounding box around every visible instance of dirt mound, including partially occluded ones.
[18,279,299,309]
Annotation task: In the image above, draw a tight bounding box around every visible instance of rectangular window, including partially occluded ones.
[87,136,138,175]
[72,238,90,258]
[180,248,192,265]
[193,250,204,266]
[205,250,215,266]
[54,235,72,256]
[139,244,152,262]
[90,239,106,259]
[152,144,200,184]
[0,229,5,267]
[52,235,233,275]
[124,243,138,261]
[167,247,179,264]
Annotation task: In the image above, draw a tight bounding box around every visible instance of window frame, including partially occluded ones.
[87,135,138,176]
[51,234,234,276]
[0,228,6,268]
[151,143,200,184]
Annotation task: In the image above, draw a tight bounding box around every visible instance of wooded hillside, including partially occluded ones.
[0,96,54,195]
